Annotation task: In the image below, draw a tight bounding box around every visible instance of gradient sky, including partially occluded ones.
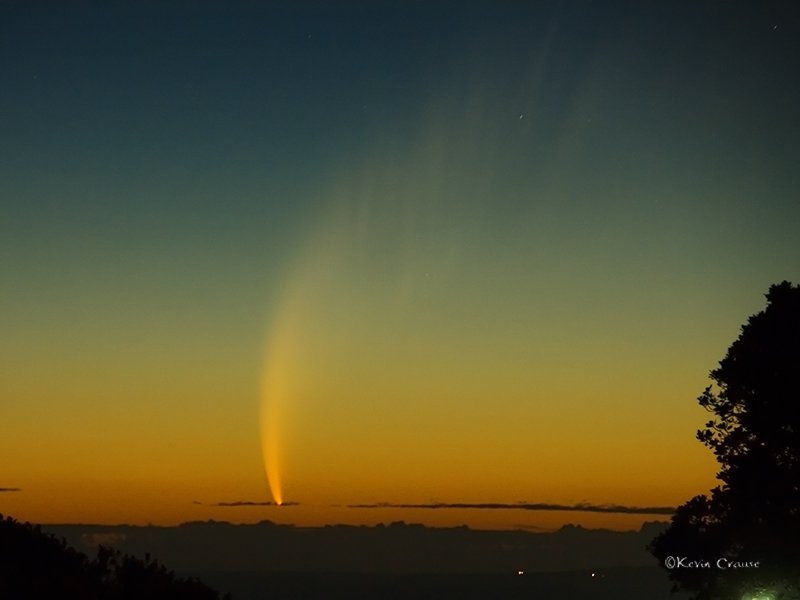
[2,1,799,531]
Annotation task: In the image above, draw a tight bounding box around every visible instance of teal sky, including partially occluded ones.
[1,1,799,529]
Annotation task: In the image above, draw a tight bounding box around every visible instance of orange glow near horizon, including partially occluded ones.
[0,148,730,530]
[7,8,792,532]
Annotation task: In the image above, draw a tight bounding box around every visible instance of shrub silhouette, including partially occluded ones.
[649,281,800,600]
[0,513,230,599]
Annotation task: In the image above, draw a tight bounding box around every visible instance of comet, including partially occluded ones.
[260,331,288,507]
[260,307,299,508]
[259,270,314,508]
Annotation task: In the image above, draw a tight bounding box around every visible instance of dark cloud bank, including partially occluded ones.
[212,501,300,507]
[347,502,675,515]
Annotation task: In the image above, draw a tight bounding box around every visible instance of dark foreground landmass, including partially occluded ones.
[197,567,688,600]
[35,519,689,598]
[45,519,668,573]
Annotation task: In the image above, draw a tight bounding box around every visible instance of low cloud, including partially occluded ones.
[0,487,21,492]
[213,500,300,507]
[346,502,674,515]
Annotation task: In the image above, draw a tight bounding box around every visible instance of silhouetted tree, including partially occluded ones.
[0,514,231,600]
[649,281,800,600]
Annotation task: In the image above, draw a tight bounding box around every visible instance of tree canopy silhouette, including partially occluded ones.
[649,281,800,600]
[0,513,230,600]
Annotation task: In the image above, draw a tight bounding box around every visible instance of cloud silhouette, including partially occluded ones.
[346,501,674,515]
[0,487,21,492]
[213,500,300,507]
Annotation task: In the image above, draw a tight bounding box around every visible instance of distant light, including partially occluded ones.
[591,572,595,578]
[742,590,775,600]
[517,570,524,576]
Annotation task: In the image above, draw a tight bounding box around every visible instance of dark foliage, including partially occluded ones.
[649,281,800,599]
[0,514,231,600]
